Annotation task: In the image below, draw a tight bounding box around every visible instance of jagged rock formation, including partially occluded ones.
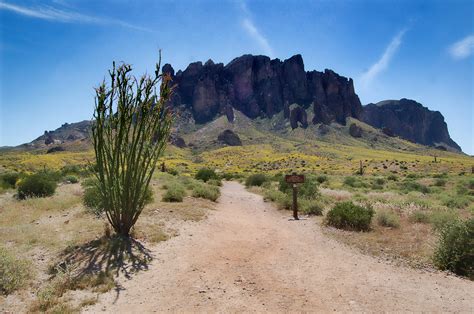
[162,54,362,125]
[362,99,461,151]
[217,130,242,146]
[289,106,308,129]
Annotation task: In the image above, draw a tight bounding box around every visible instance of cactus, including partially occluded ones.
[92,52,173,236]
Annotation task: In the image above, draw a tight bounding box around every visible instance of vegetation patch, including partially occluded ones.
[326,201,374,231]
[195,168,218,182]
[192,183,220,202]
[0,247,31,295]
[162,183,186,202]
[245,174,267,187]
[433,218,473,279]
[17,173,57,199]
[376,210,400,228]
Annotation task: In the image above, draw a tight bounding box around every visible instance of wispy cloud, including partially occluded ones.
[359,29,407,88]
[0,1,150,32]
[238,1,274,57]
[449,35,474,60]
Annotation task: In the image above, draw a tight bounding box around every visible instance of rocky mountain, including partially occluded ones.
[8,55,461,153]
[361,99,461,151]
[163,54,363,126]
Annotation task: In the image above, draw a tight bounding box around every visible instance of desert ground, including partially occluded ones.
[84,182,474,313]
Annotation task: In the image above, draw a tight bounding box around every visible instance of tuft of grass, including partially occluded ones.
[433,178,446,187]
[409,210,430,224]
[376,210,400,228]
[192,184,220,202]
[162,183,186,202]
[300,200,324,216]
[245,174,267,187]
[0,247,31,295]
[64,175,79,184]
[207,178,222,187]
[430,210,459,231]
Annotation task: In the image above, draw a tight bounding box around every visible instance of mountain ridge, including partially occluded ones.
[2,54,462,153]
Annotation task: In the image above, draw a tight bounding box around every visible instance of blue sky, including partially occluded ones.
[1,0,473,153]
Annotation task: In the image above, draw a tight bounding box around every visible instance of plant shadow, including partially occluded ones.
[57,235,153,280]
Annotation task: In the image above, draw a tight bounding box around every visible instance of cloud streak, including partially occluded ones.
[449,35,474,59]
[359,29,407,88]
[0,1,150,32]
[238,1,274,57]
[241,18,274,57]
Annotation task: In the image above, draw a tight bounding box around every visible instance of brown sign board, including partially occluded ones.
[285,174,305,184]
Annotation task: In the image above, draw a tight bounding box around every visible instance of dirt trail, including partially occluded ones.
[85,182,474,312]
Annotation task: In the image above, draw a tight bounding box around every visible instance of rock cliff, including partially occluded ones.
[361,99,461,151]
[163,54,363,125]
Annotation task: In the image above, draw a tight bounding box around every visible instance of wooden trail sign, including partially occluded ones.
[285,174,305,184]
[285,174,305,220]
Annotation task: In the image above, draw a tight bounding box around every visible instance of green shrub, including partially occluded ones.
[433,173,448,179]
[374,178,385,185]
[245,174,267,187]
[17,173,57,199]
[376,210,400,228]
[162,183,185,202]
[0,172,20,189]
[192,184,220,201]
[207,179,222,187]
[0,247,30,295]
[409,210,430,224]
[325,202,374,231]
[401,181,430,194]
[64,175,78,184]
[387,174,398,181]
[315,175,328,184]
[301,201,323,216]
[433,218,473,279]
[195,168,218,182]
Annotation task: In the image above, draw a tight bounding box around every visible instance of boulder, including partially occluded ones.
[217,130,242,146]
[349,123,362,138]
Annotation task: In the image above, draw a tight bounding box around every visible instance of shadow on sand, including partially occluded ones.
[57,235,153,280]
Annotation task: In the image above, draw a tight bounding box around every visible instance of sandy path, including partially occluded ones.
[85,182,474,312]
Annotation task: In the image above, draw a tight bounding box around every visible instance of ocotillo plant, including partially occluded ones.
[92,53,173,236]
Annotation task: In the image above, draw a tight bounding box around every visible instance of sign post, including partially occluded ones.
[285,173,305,220]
